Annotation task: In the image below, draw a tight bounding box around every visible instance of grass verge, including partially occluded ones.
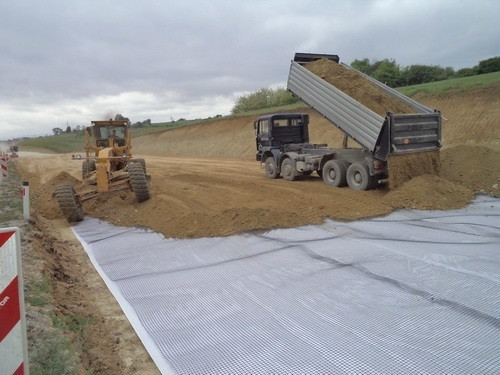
[397,71,500,97]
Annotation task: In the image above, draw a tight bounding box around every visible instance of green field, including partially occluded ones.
[396,71,500,97]
[19,126,189,153]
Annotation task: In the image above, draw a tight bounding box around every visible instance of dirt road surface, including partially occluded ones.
[16,146,498,240]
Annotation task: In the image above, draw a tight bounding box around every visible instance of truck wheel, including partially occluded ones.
[130,158,147,174]
[265,157,279,179]
[281,158,298,181]
[346,162,371,191]
[128,162,150,202]
[322,160,347,187]
[54,183,84,222]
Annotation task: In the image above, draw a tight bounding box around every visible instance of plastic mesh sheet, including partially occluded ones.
[72,196,500,374]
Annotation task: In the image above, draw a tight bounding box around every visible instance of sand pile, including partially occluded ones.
[388,151,442,189]
[32,172,83,220]
[383,175,474,210]
[305,58,414,116]
[440,146,499,197]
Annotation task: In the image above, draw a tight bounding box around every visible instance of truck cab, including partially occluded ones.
[254,113,310,161]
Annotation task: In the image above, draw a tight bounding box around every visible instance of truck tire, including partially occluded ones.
[322,160,347,187]
[346,162,371,191]
[130,158,147,174]
[265,157,279,179]
[281,158,298,181]
[54,183,84,222]
[128,162,150,202]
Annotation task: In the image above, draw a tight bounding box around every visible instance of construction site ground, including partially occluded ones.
[11,81,500,373]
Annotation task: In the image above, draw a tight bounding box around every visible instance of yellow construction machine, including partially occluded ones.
[54,119,150,222]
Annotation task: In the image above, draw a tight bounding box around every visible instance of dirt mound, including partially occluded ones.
[383,175,474,210]
[440,145,500,197]
[305,58,414,116]
[32,172,83,220]
[388,151,441,189]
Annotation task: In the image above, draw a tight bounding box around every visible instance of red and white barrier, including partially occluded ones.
[0,156,8,182]
[0,228,28,375]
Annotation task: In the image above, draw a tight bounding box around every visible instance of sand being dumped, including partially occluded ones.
[388,151,442,189]
[305,58,441,186]
[305,58,414,116]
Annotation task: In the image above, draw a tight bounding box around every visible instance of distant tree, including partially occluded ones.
[114,114,130,123]
[399,65,454,86]
[231,87,299,114]
[477,56,500,74]
[65,125,71,133]
[350,58,372,74]
[372,59,402,87]
[52,127,63,135]
[456,66,478,77]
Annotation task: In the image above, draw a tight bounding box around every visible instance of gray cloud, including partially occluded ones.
[0,0,498,138]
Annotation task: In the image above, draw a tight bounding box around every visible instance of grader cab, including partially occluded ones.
[54,119,150,223]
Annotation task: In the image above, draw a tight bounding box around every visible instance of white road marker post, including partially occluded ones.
[0,228,29,374]
[0,155,8,183]
[22,182,30,222]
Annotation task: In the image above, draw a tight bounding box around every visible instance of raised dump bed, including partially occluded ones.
[287,54,442,161]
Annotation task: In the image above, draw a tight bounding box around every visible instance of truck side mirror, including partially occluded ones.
[254,121,258,130]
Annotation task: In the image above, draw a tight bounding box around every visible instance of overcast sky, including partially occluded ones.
[0,0,498,139]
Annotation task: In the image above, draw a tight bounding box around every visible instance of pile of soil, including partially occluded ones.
[32,172,83,220]
[305,58,414,116]
[388,151,442,189]
[383,175,474,210]
[440,145,499,196]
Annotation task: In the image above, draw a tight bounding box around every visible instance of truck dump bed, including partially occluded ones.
[287,56,442,161]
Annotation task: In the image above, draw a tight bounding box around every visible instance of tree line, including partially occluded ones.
[350,56,499,87]
[231,87,299,115]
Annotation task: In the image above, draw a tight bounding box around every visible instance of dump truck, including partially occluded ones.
[54,119,150,222]
[255,53,442,190]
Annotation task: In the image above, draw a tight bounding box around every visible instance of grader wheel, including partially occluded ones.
[128,162,150,202]
[131,158,147,174]
[82,160,96,179]
[54,183,84,222]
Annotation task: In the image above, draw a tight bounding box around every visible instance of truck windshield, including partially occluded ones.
[273,119,288,127]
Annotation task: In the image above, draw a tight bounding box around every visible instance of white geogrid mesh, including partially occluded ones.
[73,197,500,374]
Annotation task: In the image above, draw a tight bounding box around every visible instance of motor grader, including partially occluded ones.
[54,119,150,222]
